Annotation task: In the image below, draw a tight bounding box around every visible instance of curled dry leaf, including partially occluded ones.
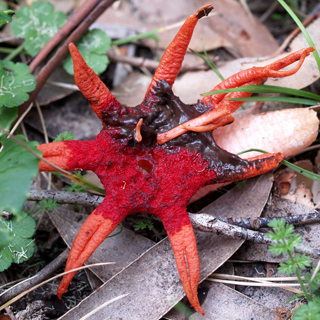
[275,169,297,195]
[192,108,319,202]
[281,182,315,208]
[175,18,320,104]
[243,19,320,89]
[213,108,319,159]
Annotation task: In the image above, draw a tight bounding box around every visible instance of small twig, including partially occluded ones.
[27,190,320,229]
[28,190,104,207]
[189,213,320,259]
[218,209,320,229]
[0,249,69,305]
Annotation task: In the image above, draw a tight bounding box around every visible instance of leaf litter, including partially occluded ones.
[2,0,320,319]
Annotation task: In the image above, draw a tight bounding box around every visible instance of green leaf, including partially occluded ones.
[0,107,18,139]
[39,199,58,211]
[134,218,154,231]
[293,301,320,320]
[53,131,75,142]
[287,233,303,251]
[0,135,40,218]
[0,0,8,12]
[293,253,312,269]
[63,29,111,75]
[0,228,10,250]
[268,218,286,230]
[268,241,290,256]
[0,211,36,272]
[278,260,295,275]
[0,60,36,108]
[0,9,14,26]
[11,1,67,56]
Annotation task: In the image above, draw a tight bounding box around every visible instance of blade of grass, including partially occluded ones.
[190,46,224,81]
[202,85,320,101]
[237,148,320,183]
[226,96,319,105]
[111,28,161,46]
[278,0,320,71]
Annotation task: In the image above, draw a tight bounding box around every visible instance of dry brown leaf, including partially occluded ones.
[189,283,276,320]
[174,18,320,104]
[243,18,320,89]
[282,183,315,208]
[275,169,297,195]
[197,0,279,57]
[92,0,228,52]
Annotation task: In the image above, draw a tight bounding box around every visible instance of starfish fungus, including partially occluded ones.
[37,4,315,315]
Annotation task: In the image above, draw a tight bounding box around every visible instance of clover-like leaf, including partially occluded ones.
[39,199,59,211]
[293,301,320,320]
[54,131,75,142]
[0,106,18,138]
[11,1,67,56]
[63,29,111,75]
[0,211,36,271]
[0,228,10,251]
[0,60,36,108]
[0,135,40,218]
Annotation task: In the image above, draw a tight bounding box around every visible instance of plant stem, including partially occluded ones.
[27,202,38,215]
[111,28,161,46]
[4,43,25,61]
[287,249,312,301]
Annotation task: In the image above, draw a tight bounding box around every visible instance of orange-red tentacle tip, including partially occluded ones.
[68,42,121,121]
[168,224,204,315]
[145,4,213,97]
[57,211,116,299]
[37,142,74,172]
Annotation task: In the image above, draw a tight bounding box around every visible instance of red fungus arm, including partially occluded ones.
[145,4,213,97]
[157,47,315,144]
[57,202,130,298]
[202,46,315,106]
[37,139,103,172]
[162,212,204,315]
[69,43,121,121]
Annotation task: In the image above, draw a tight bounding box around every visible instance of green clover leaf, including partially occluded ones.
[11,1,67,56]
[0,107,18,139]
[0,211,36,271]
[0,135,40,218]
[0,60,36,108]
[63,29,111,75]
[54,131,75,142]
